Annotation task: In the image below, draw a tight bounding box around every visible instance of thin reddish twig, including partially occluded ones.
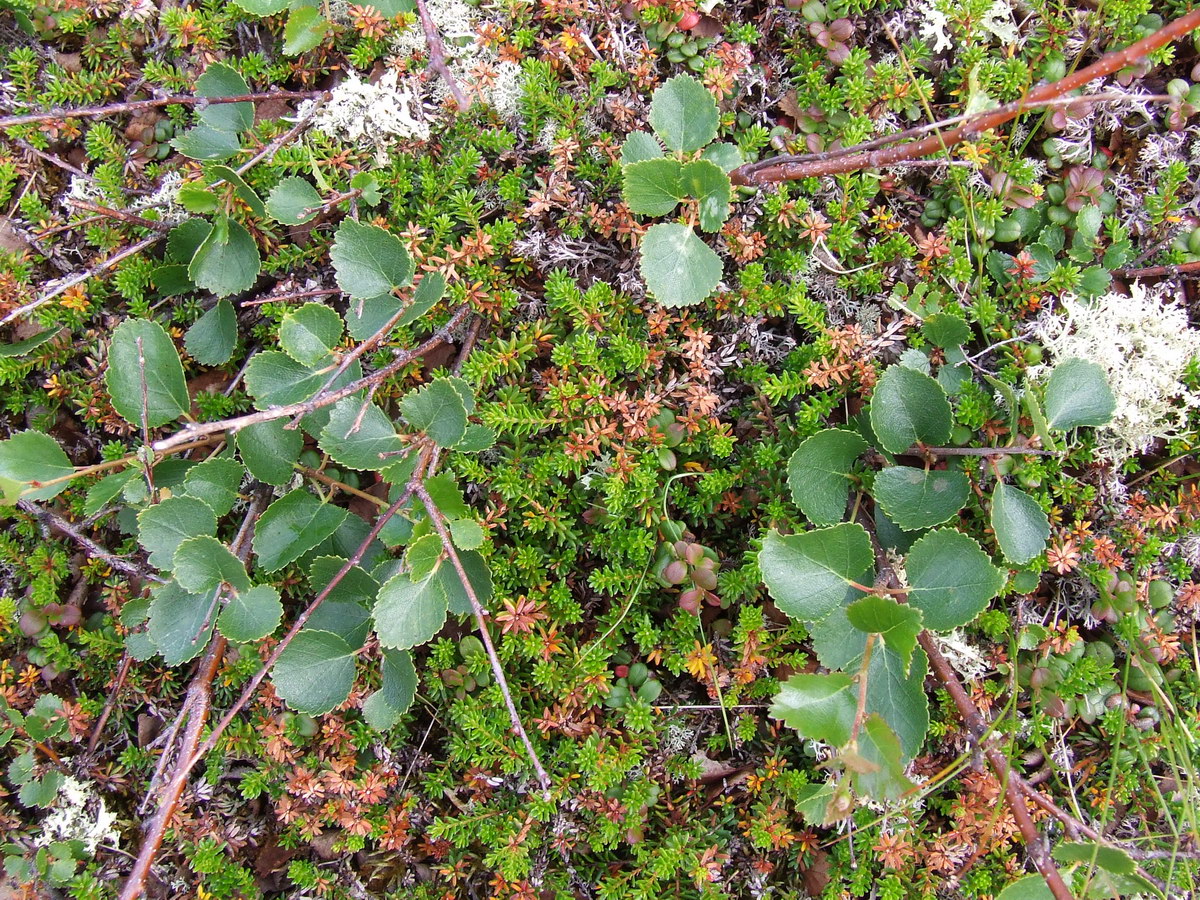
[0,91,321,130]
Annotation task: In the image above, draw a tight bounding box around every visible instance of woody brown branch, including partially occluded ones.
[0,90,322,130]
[731,10,1200,186]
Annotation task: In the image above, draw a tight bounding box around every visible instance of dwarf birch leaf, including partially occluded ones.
[622,158,685,216]
[83,468,137,516]
[787,428,868,525]
[639,223,722,308]
[700,141,743,172]
[244,351,361,408]
[182,456,244,517]
[279,302,343,366]
[869,365,953,453]
[863,645,928,761]
[871,466,970,531]
[758,524,873,622]
[995,875,1057,900]
[330,218,414,299]
[846,595,922,672]
[1044,358,1116,430]
[282,4,329,55]
[173,535,250,594]
[620,130,663,164]
[436,549,492,615]
[185,299,237,365]
[399,271,446,326]
[373,572,449,649]
[769,673,856,746]
[236,419,303,486]
[137,497,219,570]
[232,0,290,14]
[188,215,260,298]
[217,584,283,643]
[455,424,496,453]
[906,529,1005,630]
[991,482,1050,564]
[449,518,484,550]
[404,533,444,582]
[399,379,467,448]
[271,629,355,714]
[265,176,322,225]
[173,124,242,161]
[147,582,218,665]
[320,397,404,471]
[107,318,189,428]
[209,164,265,217]
[363,649,417,729]
[344,295,401,340]
[648,74,719,152]
[253,489,348,573]
[0,431,74,503]
[852,715,915,801]
[195,63,252,133]
[680,159,731,232]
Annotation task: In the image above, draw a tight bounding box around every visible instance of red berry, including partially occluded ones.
[678,10,701,29]
[615,665,630,679]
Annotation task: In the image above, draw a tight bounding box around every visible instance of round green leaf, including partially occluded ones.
[363,649,417,729]
[648,74,719,153]
[639,223,722,308]
[137,496,219,570]
[621,131,663,164]
[147,581,217,665]
[622,158,684,216]
[253,489,349,573]
[182,456,244,517]
[172,125,242,161]
[758,524,873,623]
[399,378,468,448]
[244,351,361,408]
[871,466,970,531]
[319,396,404,471]
[173,535,251,594]
[271,629,355,714]
[185,299,238,366]
[330,218,414,300]
[283,5,329,55]
[398,270,447,327]
[680,159,731,233]
[0,431,74,503]
[404,533,444,582]
[449,517,485,550]
[188,215,261,298]
[218,584,283,643]
[787,428,868,525]
[373,572,450,649]
[195,63,252,133]
[279,302,343,366]
[846,594,922,672]
[1044,357,1116,430]
[769,673,856,746]
[991,482,1050,565]
[265,176,322,225]
[869,365,953,453]
[106,318,189,429]
[905,529,1005,630]
[235,419,303,486]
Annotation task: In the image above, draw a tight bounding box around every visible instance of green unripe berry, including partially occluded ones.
[1148,579,1174,609]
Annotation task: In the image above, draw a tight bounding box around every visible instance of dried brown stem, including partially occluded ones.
[0,91,321,130]
[919,632,1075,900]
[414,0,469,110]
[151,306,470,454]
[16,500,166,583]
[731,11,1200,186]
[415,480,552,793]
[1115,259,1200,279]
[87,653,132,754]
[65,199,173,232]
[119,494,266,900]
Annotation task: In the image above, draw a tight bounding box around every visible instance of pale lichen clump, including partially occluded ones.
[36,774,119,855]
[1035,284,1200,463]
[305,70,430,162]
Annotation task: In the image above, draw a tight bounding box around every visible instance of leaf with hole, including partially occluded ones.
[265,176,322,225]
[399,379,468,448]
[769,673,856,746]
[106,318,189,429]
[869,365,953,453]
[373,571,450,649]
[279,302,343,366]
[639,223,722,308]
[622,158,684,217]
[172,535,250,594]
[758,524,873,622]
[846,595,922,672]
[680,159,731,232]
[991,482,1050,565]
[185,299,237,365]
[871,466,969,531]
[188,215,260,298]
[787,428,868,525]
[209,165,266,217]
[0,431,74,503]
[137,496,218,570]
[330,218,414,300]
[217,584,283,643]
[648,74,719,153]
[1044,358,1115,430]
[236,419,303,486]
[253,489,349,573]
[271,629,355,714]
[905,528,1005,630]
